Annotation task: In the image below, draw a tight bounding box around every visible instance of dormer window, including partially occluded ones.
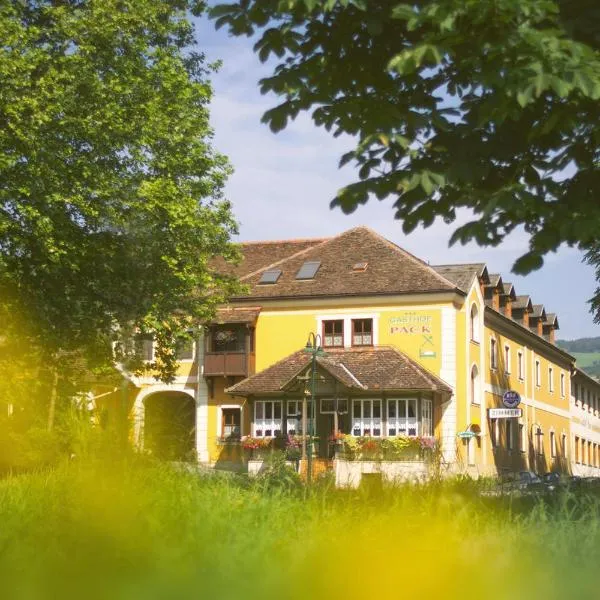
[352,261,368,272]
[295,260,321,280]
[259,269,282,284]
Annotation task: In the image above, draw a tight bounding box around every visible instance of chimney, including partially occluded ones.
[504,298,512,319]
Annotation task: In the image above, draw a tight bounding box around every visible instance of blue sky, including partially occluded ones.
[195,16,599,342]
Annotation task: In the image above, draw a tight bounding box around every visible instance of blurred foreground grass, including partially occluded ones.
[1,458,600,600]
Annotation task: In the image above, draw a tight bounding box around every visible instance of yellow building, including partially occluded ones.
[129,226,600,482]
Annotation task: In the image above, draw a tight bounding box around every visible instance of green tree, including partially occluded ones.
[0,0,241,423]
[211,0,600,277]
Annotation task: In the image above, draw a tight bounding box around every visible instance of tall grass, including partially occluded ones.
[1,458,599,599]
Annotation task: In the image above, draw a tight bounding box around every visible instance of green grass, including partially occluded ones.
[1,458,600,599]
[571,351,600,369]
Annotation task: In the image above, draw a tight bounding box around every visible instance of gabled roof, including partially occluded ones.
[544,313,559,329]
[512,295,533,311]
[212,237,328,279]
[432,263,488,292]
[531,304,546,320]
[226,346,452,396]
[487,273,503,288]
[502,282,516,300]
[234,227,460,300]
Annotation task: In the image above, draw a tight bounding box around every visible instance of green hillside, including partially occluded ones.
[557,337,600,378]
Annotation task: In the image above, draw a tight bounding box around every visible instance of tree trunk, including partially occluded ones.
[47,364,59,431]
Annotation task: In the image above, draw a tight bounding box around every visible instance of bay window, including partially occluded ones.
[352,399,381,436]
[387,398,418,437]
[253,400,282,438]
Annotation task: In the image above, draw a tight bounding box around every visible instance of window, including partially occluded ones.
[352,261,368,272]
[490,419,498,448]
[519,423,526,453]
[588,390,592,413]
[535,426,543,456]
[517,351,524,380]
[210,326,246,352]
[561,433,567,459]
[548,367,554,393]
[320,398,348,414]
[421,398,433,437]
[352,318,373,346]
[588,441,593,466]
[560,373,565,398]
[295,261,321,280]
[550,431,556,458]
[470,304,479,342]
[286,400,313,435]
[575,436,580,463]
[259,269,282,284]
[176,337,194,360]
[322,319,344,347]
[470,365,480,405]
[490,338,497,369]
[253,401,282,438]
[136,336,154,361]
[504,345,510,374]
[222,408,241,440]
[352,399,381,436]
[506,420,513,451]
[387,399,417,437]
[535,360,541,387]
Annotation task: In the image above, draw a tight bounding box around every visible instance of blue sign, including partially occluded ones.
[502,390,521,409]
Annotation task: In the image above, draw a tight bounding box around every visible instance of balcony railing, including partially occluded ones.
[203,351,255,377]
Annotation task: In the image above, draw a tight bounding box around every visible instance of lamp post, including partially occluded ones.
[304,332,326,485]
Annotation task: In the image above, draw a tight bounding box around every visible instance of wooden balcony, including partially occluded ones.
[203,351,255,377]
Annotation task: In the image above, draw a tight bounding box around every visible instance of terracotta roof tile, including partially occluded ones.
[211,238,328,279]
[211,306,261,324]
[226,346,452,396]
[234,227,459,300]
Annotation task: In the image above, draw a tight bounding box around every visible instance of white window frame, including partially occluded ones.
[550,430,556,458]
[535,425,543,456]
[286,400,313,435]
[519,422,526,453]
[535,360,541,387]
[218,405,243,439]
[386,398,419,437]
[561,433,567,459]
[316,313,379,349]
[253,400,283,438]
[504,345,511,374]
[470,303,480,342]
[560,372,565,398]
[517,351,523,381]
[352,399,382,437]
[421,398,433,437]
[548,367,554,393]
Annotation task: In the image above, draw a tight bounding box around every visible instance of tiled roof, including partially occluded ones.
[432,263,487,292]
[487,273,503,288]
[502,282,516,298]
[212,237,328,279]
[512,295,532,311]
[226,346,452,396]
[545,313,558,327]
[234,227,459,300]
[211,306,261,324]
[531,304,546,319]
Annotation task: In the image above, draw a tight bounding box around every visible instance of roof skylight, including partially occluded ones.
[295,260,321,280]
[352,261,368,272]
[259,269,282,284]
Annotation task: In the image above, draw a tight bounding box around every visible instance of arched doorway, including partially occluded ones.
[144,392,196,461]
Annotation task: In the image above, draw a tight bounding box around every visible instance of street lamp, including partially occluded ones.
[304,332,327,485]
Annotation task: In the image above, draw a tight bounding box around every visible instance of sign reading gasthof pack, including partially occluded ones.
[489,408,522,418]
